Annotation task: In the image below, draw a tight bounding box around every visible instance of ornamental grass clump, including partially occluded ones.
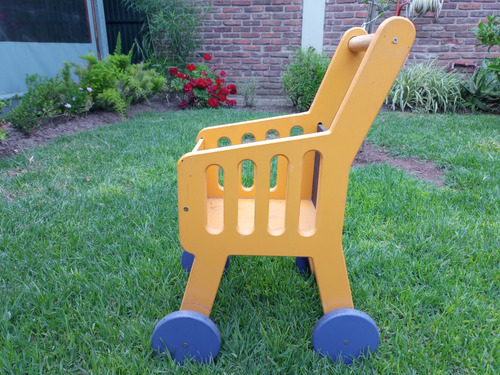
[167,54,237,109]
[386,61,467,113]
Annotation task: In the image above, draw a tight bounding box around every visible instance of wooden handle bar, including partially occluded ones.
[348,34,374,52]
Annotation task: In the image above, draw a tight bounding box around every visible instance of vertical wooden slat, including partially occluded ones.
[312,123,327,207]
[223,159,239,234]
[254,156,271,234]
[284,153,303,234]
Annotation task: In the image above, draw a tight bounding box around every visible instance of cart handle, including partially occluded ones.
[348,34,374,52]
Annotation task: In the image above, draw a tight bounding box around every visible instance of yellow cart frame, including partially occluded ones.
[152,17,416,365]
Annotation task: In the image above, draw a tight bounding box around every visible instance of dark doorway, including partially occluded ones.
[102,0,144,62]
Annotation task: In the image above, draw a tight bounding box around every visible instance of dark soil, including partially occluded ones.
[0,98,444,185]
[353,143,445,186]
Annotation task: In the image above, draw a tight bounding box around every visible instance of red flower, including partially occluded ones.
[208,97,219,108]
[202,70,208,76]
[215,78,223,88]
[220,70,226,77]
[195,78,208,89]
[203,54,212,61]
[179,100,188,109]
[221,87,229,95]
[186,63,196,71]
[227,84,237,95]
[226,99,237,106]
[218,93,227,102]
[176,72,185,79]
[184,82,193,92]
[169,67,178,76]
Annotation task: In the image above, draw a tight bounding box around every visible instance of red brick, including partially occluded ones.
[458,4,481,10]
[214,14,232,20]
[443,39,462,45]
[223,20,242,26]
[234,39,252,45]
[246,6,264,12]
[262,20,282,26]
[253,39,272,45]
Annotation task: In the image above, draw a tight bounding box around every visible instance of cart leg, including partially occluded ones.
[311,246,379,364]
[182,250,230,273]
[151,253,227,363]
[311,248,353,313]
[180,253,228,316]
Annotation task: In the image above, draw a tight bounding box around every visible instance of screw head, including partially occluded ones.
[392,37,399,44]
[344,340,349,345]
[183,206,189,212]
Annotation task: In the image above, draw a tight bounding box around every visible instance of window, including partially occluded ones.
[0,0,91,43]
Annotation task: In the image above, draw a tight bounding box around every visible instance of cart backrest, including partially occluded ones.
[314,17,415,163]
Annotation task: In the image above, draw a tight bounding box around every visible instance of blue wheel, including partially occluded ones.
[152,310,221,365]
[295,257,311,273]
[312,308,379,365]
[181,250,230,273]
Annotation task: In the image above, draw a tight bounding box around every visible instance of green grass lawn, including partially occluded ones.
[0,110,498,374]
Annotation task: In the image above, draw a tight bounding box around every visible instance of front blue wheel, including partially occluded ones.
[152,310,221,365]
[312,308,379,365]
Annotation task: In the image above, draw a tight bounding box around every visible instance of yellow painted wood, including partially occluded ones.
[177,17,415,317]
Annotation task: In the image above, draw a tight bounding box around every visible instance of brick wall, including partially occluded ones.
[202,0,303,98]
[324,1,499,71]
[200,0,499,100]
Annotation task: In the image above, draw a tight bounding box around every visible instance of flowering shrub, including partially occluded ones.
[167,54,237,109]
[74,34,166,116]
[60,85,93,117]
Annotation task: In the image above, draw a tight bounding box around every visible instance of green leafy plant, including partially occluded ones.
[466,15,500,113]
[241,76,259,107]
[465,64,500,113]
[73,34,166,115]
[5,67,95,134]
[121,0,208,68]
[6,75,62,134]
[58,63,94,117]
[0,99,11,140]
[0,99,9,115]
[6,34,166,133]
[281,47,330,111]
[386,61,467,113]
[472,15,500,53]
[167,54,237,109]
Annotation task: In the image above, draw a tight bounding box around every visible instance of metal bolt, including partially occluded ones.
[392,37,399,44]
[183,206,189,212]
[183,342,188,348]
[344,340,349,345]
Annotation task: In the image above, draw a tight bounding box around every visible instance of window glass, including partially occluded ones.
[0,0,91,43]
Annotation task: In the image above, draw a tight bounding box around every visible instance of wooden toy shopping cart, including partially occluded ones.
[152,17,415,365]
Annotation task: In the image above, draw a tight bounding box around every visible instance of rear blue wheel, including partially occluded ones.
[152,310,221,365]
[295,257,311,273]
[312,308,379,365]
